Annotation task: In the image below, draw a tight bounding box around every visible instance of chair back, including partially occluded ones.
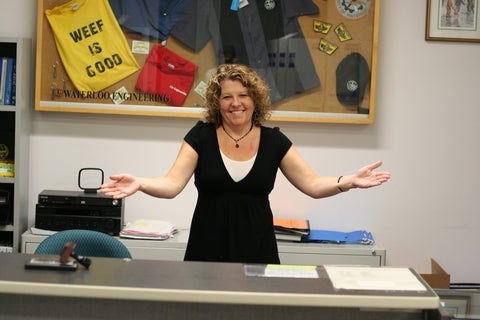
[34,229,132,259]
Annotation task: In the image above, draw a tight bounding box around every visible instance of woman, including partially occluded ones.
[101,64,390,264]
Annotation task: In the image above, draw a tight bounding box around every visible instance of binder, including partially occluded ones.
[301,229,374,244]
[273,217,310,236]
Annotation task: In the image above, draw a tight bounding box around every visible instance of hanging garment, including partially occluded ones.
[135,45,197,106]
[108,0,192,41]
[171,0,320,102]
[45,0,139,92]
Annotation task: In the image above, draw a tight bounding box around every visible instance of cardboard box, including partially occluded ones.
[420,258,450,289]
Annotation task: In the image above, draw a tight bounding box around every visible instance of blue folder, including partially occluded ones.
[301,229,374,245]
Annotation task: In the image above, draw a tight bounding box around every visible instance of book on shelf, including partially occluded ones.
[0,239,13,253]
[0,246,13,253]
[0,57,16,105]
[10,60,16,105]
[273,217,310,236]
[0,57,5,105]
[3,58,15,105]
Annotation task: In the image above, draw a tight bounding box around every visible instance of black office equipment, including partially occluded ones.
[34,190,124,236]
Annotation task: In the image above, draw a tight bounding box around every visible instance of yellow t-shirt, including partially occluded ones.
[45,0,139,92]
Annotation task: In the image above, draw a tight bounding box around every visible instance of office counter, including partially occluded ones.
[0,253,439,320]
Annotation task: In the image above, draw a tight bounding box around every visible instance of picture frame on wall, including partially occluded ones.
[426,0,480,42]
[35,0,381,124]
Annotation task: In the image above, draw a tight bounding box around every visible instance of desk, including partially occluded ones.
[0,253,439,320]
[22,230,386,266]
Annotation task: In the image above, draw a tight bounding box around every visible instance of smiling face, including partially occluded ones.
[204,64,272,127]
[219,79,255,129]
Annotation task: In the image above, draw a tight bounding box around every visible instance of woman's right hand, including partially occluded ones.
[100,174,141,199]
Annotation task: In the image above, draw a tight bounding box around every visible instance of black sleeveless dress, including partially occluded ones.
[183,121,292,264]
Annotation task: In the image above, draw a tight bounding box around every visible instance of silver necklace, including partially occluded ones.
[222,123,254,148]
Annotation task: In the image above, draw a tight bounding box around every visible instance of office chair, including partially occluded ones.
[34,229,132,259]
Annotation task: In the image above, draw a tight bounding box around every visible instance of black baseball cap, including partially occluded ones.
[336,52,370,106]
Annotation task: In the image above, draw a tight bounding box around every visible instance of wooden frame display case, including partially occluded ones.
[35,0,380,124]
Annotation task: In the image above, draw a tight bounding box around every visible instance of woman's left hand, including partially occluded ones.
[352,161,391,189]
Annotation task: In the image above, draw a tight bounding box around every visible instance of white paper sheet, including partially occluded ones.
[325,266,427,291]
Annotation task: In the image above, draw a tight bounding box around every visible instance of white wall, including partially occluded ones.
[1,1,480,282]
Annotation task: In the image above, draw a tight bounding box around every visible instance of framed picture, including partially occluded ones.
[426,0,480,42]
[439,294,471,317]
[35,0,381,124]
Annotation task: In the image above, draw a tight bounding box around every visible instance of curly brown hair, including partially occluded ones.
[203,64,271,127]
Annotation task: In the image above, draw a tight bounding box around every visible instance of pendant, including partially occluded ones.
[235,143,239,148]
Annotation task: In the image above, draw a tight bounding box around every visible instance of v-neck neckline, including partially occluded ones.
[215,125,263,183]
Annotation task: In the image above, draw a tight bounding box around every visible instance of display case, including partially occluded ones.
[35,0,381,124]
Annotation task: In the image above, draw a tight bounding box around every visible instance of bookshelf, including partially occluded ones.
[0,38,32,252]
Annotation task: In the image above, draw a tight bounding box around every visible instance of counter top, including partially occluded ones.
[0,253,438,310]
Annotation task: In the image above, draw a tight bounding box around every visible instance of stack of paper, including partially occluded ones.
[120,219,177,240]
[273,217,310,242]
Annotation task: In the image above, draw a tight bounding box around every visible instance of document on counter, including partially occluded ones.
[244,264,319,278]
[324,266,427,291]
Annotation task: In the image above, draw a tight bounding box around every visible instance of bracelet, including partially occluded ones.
[337,175,345,192]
